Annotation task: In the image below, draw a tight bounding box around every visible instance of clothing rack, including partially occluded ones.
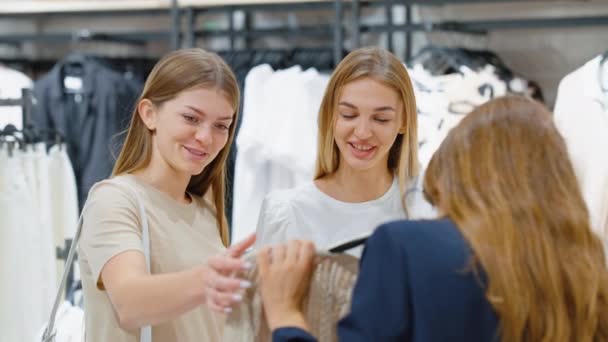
[352,0,608,61]
[3,1,608,66]
[0,88,73,271]
[0,0,181,50]
[178,1,367,66]
[170,0,608,66]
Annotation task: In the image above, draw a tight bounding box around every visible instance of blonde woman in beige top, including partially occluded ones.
[78,48,255,342]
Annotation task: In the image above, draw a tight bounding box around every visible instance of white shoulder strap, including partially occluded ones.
[42,178,152,342]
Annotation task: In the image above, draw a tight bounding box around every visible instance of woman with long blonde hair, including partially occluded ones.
[255,46,430,253]
[78,48,255,342]
[257,95,608,342]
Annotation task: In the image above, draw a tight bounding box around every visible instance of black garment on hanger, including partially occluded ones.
[32,54,142,209]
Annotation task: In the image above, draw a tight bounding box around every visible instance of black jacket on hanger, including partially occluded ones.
[32,54,141,208]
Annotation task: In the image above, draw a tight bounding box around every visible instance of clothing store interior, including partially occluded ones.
[2,1,608,341]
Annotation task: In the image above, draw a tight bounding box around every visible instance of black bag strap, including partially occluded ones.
[328,236,368,254]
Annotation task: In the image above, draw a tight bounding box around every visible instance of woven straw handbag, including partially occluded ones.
[223,237,366,342]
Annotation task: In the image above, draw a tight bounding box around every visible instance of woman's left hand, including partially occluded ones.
[257,240,316,331]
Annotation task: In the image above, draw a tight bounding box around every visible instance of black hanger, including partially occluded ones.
[408,45,468,76]
[0,123,25,155]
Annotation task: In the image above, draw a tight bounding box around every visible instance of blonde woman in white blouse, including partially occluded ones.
[256,47,431,253]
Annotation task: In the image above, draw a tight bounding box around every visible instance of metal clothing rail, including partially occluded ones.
[0,1,181,52]
[178,1,375,66]
[1,0,608,64]
[178,0,608,66]
[352,0,608,61]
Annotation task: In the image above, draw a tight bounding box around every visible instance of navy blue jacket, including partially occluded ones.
[273,219,499,342]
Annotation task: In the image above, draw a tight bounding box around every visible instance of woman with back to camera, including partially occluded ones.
[255,46,432,253]
[257,96,608,342]
[78,48,255,342]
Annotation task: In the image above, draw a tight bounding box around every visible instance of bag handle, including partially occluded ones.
[328,236,368,254]
[42,179,152,342]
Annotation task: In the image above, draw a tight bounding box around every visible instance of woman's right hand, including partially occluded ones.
[199,233,256,313]
[257,240,316,331]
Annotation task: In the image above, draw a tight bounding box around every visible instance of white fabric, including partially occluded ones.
[256,178,417,257]
[232,64,275,243]
[554,54,608,241]
[38,301,85,342]
[48,144,80,283]
[0,146,57,342]
[408,63,509,171]
[0,65,33,130]
[35,144,60,336]
[232,65,329,243]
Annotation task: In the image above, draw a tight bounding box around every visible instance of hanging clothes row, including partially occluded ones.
[408,46,544,171]
[554,51,608,241]
[218,48,336,232]
[0,123,79,342]
[231,64,331,243]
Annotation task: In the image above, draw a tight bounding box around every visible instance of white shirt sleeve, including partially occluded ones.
[254,193,294,249]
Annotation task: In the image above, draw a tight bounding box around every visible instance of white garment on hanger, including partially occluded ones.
[37,301,85,342]
[0,147,52,342]
[408,63,509,172]
[554,54,608,240]
[48,144,80,282]
[271,67,329,179]
[0,66,33,130]
[232,65,328,243]
[232,64,276,243]
[34,144,59,331]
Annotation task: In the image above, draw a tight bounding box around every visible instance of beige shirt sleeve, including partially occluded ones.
[80,181,145,290]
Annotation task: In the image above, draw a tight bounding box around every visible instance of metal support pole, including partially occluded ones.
[333,0,343,65]
[228,8,235,50]
[186,7,195,48]
[353,0,361,48]
[21,88,33,129]
[170,0,180,50]
[405,4,412,61]
[243,10,253,49]
[385,0,393,52]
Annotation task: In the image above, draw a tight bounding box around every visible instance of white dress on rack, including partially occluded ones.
[0,141,76,341]
[232,65,330,243]
[554,54,608,241]
[0,147,54,341]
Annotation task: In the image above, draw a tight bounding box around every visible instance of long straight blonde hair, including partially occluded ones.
[113,48,239,247]
[424,96,608,341]
[314,46,418,213]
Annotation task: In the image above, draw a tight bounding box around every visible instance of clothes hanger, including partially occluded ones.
[0,123,25,156]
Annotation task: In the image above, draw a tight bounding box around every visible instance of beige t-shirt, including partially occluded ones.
[78,174,226,342]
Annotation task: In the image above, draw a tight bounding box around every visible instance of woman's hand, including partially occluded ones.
[198,233,256,313]
[257,240,316,331]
